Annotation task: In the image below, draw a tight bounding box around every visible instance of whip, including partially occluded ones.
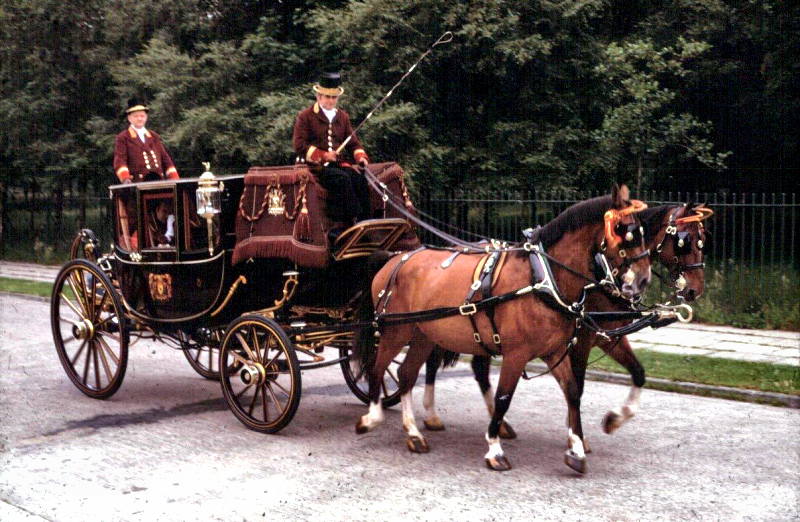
[334,31,453,156]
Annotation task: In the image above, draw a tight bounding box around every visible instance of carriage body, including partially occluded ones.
[52,162,418,431]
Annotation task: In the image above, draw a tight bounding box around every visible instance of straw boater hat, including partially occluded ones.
[312,72,344,96]
[124,97,149,115]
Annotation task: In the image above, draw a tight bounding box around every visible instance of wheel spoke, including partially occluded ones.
[270,380,291,398]
[248,383,261,416]
[92,340,101,389]
[381,378,389,397]
[263,348,283,370]
[235,332,257,362]
[68,272,89,319]
[82,339,92,385]
[250,326,263,364]
[235,380,255,401]
[228,351,250,367]
[266,382,284,413]
[96,334,120,366]
[95,338,113,378]
[260,384,269,422]
[70,339,88,366]
[61,292,86,320]
[94,290,108,323]
[97,330,122,349]
[386,367,400,386]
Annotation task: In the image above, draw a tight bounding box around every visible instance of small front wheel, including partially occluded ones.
[51,259,128,399]
[219,315,301,433]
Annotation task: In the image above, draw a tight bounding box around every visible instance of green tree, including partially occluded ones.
[591,37,730,190]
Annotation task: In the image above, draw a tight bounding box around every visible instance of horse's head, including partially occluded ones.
[652,202,713,302]
[599,184,651,299]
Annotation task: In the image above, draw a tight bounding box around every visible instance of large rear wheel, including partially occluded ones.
[51,259,128,399]
[219,316,301,433]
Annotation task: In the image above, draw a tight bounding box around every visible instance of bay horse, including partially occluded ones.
[420,202,713,455]
[352,185,652,472]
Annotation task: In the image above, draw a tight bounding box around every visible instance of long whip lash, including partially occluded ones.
[335,31,453,155]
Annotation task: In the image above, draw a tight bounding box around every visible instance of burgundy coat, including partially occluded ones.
[292,102,369,166]
[113,126,179,183]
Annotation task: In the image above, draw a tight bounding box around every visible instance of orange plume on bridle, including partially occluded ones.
[676,205,714,226]
[604,200,648,248]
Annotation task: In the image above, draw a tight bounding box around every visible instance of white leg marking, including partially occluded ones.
[401,391,423,439]
[423,384,436,421]
[621,386,642,419]
[568,429,586,458]
[360,401,384,430]
[484,432,503,459]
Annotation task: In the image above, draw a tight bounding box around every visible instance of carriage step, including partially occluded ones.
[331,218,411,261]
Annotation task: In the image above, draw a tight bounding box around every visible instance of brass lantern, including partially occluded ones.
[196,162,223,255]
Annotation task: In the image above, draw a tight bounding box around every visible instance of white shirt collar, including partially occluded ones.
[321,107,337,123]
[132,126,147,142]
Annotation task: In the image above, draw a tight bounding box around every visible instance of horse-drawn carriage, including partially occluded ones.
[51,161,710,473]
[51,162,419,433]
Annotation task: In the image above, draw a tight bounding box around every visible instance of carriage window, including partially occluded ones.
[142,192,176,250]
[116,190,137,252]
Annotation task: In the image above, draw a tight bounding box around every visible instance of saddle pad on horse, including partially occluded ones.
[232,162,419,268]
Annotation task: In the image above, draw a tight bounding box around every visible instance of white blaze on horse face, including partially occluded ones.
[568,429,586,459]
[485,433,504,459]
[401,392,423,439]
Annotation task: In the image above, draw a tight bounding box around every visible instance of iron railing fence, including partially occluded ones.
[2,187,797,273]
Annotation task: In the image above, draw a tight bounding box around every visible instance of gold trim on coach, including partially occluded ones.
[210,275,248,317]
[148,273,173,302]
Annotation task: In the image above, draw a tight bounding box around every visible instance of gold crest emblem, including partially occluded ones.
[267,186,285,216]
[148,273,173,302]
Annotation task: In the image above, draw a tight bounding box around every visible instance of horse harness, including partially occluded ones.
[372,227,651,360]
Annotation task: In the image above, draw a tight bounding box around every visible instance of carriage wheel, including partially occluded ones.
[339,343,404,408]
[180,328,237,381]
[219,315,301,434]
[51,259,128,399]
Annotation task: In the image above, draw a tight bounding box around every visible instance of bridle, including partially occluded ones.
[595,200,650,296]
[653,204,714,292]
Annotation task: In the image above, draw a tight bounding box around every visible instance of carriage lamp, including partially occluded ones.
[196,162,223,256]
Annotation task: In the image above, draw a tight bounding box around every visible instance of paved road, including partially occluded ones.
[1,293,798,521]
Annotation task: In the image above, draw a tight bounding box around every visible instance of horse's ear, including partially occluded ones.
[611,183,628,209]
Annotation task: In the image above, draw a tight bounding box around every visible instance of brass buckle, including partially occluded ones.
[459,303,477,315]
[473,333,481,343]
[492,334,501,345]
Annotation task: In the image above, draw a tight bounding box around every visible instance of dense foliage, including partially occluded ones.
[1,0,797,213]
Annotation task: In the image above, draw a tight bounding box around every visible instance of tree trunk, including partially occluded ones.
[0,180,6,256]
[637,155,643,193]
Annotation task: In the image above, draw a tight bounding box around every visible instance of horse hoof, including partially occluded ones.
[602,411,622,435]
[564,450,587,474]
[405,436,429,453]
[485,455,512,472]
[424,417,445,431]
[499,421,517,440]
[355,419,372,435]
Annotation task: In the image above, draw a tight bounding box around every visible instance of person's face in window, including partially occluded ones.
[155,202,170,223]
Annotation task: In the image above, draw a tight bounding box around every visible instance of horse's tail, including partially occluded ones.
[352,250,394,376]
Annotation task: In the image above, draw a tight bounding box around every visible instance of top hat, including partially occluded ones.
[125,97,150,115]
[312,72,344,96]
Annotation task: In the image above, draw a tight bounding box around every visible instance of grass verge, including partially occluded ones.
[0,277,53,298]
[584,347,799,396]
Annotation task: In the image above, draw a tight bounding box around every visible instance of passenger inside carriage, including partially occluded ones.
[146,200,175,248]
[293,72,372,227]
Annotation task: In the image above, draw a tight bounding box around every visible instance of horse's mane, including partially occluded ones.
[638,204,673,243]
[537,195,614,249]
